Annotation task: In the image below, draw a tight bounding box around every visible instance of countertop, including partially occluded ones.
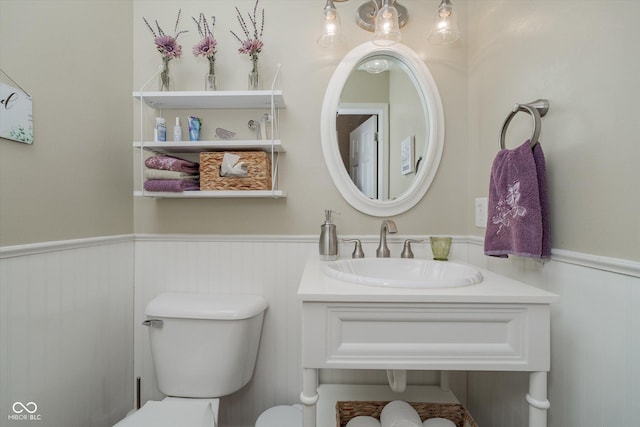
[297,255,559,304]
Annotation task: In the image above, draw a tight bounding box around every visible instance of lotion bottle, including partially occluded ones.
[154,117,166,142]
[173,117,182,141]
[319,209,339,260]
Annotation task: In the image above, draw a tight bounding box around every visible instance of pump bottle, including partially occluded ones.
[319,209,339,260]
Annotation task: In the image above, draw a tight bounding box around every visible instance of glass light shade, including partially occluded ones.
[318,0,344,48]
[373,1,401,46]
[428,0,460,46]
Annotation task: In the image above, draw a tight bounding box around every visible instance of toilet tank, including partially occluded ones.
[144,293,268,398]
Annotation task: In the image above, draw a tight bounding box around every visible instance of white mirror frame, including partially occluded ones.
[321,42,444,217]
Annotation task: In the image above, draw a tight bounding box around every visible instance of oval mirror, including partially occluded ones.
[321,42,444,217]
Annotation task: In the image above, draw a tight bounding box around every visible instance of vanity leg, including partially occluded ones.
[439,371,450,392]
[300,368,319,427]
[527,371,550,427]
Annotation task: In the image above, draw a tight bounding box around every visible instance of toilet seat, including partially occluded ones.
[255,405,302,427]
[113,398,219,427]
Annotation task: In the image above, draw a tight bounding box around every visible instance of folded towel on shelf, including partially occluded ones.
[484,140,550,260]
[145,155,199,174]
[143,179,200,192]
[144,169,199,180]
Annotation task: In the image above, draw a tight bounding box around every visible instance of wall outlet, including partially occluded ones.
[475,197,488,228]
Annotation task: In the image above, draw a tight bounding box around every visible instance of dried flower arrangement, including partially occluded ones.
[143,10,187,90]
[193,13,217,76]
[230,0,264,64]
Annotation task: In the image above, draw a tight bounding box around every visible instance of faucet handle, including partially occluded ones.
[401,239,424,259]
[343,239,365,258]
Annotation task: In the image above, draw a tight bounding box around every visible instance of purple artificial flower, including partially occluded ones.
[143,9,187,61]
[155,35,182,59]
[193,36,217,58]
[238,39,263,56]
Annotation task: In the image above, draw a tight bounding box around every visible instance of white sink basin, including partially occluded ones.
[322,258,482,289]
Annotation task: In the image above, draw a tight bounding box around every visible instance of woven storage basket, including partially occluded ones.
[200,151,272,191]
[336,401,479,427]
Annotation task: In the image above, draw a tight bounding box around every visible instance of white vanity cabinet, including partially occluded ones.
[298,255,558,427]
[132,89,286,198]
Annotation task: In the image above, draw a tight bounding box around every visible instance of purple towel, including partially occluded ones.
[484,140,550,260]
[143,179,200,192]
[144,155,199,174]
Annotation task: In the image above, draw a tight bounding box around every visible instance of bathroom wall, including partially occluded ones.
[0,237,135,427]
[465,1,640,426]
[466,0,640,262]
[0,1,135,426]
[132,0,469,237]
[466,243,640,427]
[0,0,134,247]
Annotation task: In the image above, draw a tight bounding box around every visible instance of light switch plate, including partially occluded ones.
[475,197,488,228]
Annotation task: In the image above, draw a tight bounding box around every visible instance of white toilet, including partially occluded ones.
[114,292,268,427]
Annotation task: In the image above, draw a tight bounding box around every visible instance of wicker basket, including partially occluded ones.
[199,151,272,191]
[336,401,479,427]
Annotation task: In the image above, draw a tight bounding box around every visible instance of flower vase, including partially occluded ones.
[248,57,260,90]
[159,57,172,91]
[205,59,217,91]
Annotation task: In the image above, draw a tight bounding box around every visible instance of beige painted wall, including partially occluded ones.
[0,0,134,246]
[467,0,640,261]
[132,0,469,237]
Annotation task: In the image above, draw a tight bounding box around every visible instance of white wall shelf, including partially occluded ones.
[133,190,286,199]
[134,140,285,154]
[133,66,286,199]
[132,90,285,109]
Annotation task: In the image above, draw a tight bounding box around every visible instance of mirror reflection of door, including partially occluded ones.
[337,104,389,200]
[349,115,377,199]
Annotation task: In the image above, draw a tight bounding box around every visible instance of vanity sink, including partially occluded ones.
[322,258,482,289]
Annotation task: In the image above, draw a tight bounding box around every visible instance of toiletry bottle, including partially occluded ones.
[155,117,166,142]
[319,209,339,260]
[173,117,182,141]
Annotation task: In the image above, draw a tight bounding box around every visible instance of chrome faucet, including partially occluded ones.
[376,220,398,257]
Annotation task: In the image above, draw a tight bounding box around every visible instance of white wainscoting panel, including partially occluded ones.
[133,236,453,427]
[465,240,640,427]
[134,237,315,427]
[0,237,134,427]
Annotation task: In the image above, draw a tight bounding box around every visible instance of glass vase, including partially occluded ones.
[159,57,172,91]
[205,59,217,91]
[248,56,260,90]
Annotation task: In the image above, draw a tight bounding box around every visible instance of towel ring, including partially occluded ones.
[500,99,549,150]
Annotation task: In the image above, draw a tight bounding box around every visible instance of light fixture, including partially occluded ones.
[428,0,460,46]
[373,0,402,46]
[318,0,345,48]
[317,0,408,48]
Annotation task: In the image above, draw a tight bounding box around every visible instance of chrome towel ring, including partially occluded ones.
[500,99,550,149]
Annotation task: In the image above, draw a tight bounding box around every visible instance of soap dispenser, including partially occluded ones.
[319,209,339,260]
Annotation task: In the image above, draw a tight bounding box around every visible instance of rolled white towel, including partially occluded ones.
[422,418,456,427]
[380,401,422,427]
[346,416,382,427]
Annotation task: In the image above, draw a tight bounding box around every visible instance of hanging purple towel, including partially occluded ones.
[143,179,200,192]
[144,155,199,174]
[484,140,550,260]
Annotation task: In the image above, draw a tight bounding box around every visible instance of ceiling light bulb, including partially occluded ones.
[318,0,344,48]
[428,0,460,46]
[373,0,401,46]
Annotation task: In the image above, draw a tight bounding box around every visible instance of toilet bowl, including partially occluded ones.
[255,404,303,427]
[112,293,268,427]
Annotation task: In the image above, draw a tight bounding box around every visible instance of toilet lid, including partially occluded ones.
[256,405,302,427]
[113,399,217,427]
